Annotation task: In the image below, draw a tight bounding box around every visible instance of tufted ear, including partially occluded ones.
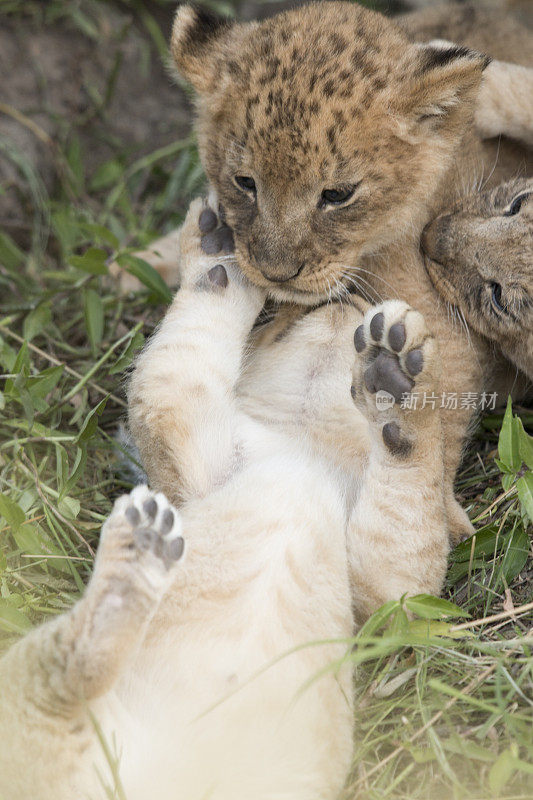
[401,43,491,127]
[171,4,234,93]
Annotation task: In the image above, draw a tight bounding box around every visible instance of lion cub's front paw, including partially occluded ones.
[97,486,185,599]
[352,300,441,455]
[178,198,265,309]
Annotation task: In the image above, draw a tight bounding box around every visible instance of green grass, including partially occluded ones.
[0,1,532,798]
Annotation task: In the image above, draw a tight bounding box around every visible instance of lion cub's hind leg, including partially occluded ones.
[0,488,184,800]
[354,299,476,545]
[349,301,449,623]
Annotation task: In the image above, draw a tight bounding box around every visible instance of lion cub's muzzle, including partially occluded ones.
[420,215,452,266]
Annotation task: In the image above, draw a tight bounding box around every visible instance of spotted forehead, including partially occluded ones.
[219,11,410,180]
[230,10,408,103]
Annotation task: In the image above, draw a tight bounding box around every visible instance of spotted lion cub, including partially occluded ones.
[0,200,448,800]
[422,178,533,382]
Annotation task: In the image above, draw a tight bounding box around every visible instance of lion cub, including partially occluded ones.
[422,178,533,382]
[0,200,449,800]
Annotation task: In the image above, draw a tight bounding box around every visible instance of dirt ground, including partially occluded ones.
[0,3,193,244]
[1,0,422,248]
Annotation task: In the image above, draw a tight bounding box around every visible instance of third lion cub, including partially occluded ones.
[422,178,533,382]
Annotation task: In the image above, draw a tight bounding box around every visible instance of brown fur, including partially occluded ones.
[169,0,533,541]
[422,178,533,382]
[173,2,491,298]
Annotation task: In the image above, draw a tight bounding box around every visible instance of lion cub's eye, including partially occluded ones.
[491,282,505,313]
[234,175,256,195]
[319,185,357,209]
[504,192,531,216]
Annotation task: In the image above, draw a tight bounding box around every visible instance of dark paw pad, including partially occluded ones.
[364,352,414,403]
[405,348,424,376]
[143,498,157,521]
[388,322,406,352]
[382,421,412,457]
[125,505,140,526]
[195,263,229,293]
[201,225,234,255]
[164,536,185,563]
[199,207,217,233]
[124,489,185,570]
[369,312,384,341]
[160,508,175,535]
[354,325,366,353]
[207,264,228,288]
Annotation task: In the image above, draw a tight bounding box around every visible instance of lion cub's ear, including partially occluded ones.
[400,43,491,128]
[171,4,235,93]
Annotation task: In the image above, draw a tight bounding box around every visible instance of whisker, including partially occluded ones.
[341,271,384,303]
[340,273,376,305]
[480,135,502,193]
[338,264,400,299]
[457,306,472,348]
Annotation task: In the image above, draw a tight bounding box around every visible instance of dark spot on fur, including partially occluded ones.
[329,33,348,54]
[246,94,260,109]
[332,109,347,130]
[183,5,230,49]
[418,44,490,74]
[323,79,337,98]
[351,48,376,76]
[227,60,242,77]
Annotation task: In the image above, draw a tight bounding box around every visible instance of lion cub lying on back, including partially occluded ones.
[422,178,533,381]
[0,200,449,800]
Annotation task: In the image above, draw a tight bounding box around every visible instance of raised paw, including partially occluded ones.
[352,301,441,455]
[198,203,234,256]
[99,486,185,595]
[124,486,184,568]
[354,301,440,402]
[177,197,266,311]
[178,197,235,288]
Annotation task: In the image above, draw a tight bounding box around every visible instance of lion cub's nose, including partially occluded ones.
[421,215,451,262]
